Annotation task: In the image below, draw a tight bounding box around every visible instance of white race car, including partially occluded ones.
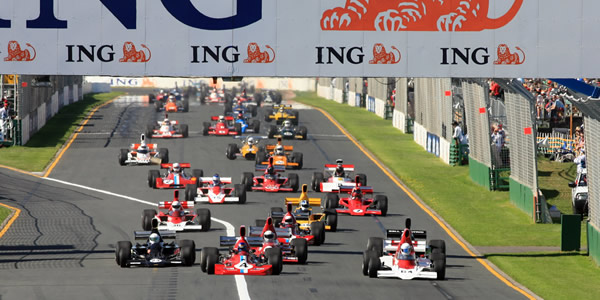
[185,176,247,204]
[311,160,369,193]
[118,134,168,166]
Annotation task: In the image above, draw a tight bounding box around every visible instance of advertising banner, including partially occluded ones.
[0,0,597,77]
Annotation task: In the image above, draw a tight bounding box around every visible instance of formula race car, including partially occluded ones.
[256,138,303,169]
[202,87,229,104]
[283,184,338,231]
[155,94,189,113]
[267,120,307,140]
[259,90,282,107]
[225,136,266,160]
[115,219,195,268]
[146,116,189,138]
[226,112,261,134]
[200,226,282,275]
[362,218,446,280]
[254,203,326,246]
[241,158,299,192]
[265,104,298,124]
[324,177,387,216]
[248,217,308,263]
[119,134,169,166]
[311,159,368,192]
[147,163,203,189]
[184,175,247,204]
[202,115,242,136]
[141,190,211,232]
[225,99,258,117]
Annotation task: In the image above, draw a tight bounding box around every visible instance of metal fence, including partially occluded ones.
[585,116,600,229]
[462,79,493,167]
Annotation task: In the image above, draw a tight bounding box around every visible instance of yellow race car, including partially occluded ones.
[264,104,298,125]
[256,138,303,169]
[225,136,265,160]
[282,184,338,231]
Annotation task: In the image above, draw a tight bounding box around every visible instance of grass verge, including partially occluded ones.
[0,92,124,172]
[293,92,599,300]
[0,206,11,226]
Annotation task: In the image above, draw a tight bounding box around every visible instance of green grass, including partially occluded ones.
[488,252,600,300]
[537,156,577,214]
[0,206,11,226]
[0,92,124,172]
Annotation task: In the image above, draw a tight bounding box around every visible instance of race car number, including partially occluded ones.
[352,209,364,213]
[163,180,174,184]
[235,261,254,270]
[284,132,292,136]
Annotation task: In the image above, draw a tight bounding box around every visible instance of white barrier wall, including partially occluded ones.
[51,92,59,116]
[317,85,330,100]
[440,139,451,164]
[374,98,386,118]
[37,104,46,130]
[63,87,69,106]
[348,91,358,107]
[21,114,30,145]
[393,110,406,133]
[333,88,343,103]
[414,122,427,149]
[73,84,79,102]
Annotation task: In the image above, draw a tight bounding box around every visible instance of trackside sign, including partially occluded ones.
[0,0,597,77]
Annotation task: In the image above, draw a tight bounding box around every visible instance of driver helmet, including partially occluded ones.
[247,137,255,145]
[237,113,244,120]
[172,163,181,173]
[283,120,292,128]
[300,199,310,211]
[263,230,276,243]
[168,95,175,102]
[400,243,411,255]
[351,187,362,200]
[171,201,181,210]
[212,174,221,185]
[282,215,295,228]
[149,233,160,244]
[218,115,225,123]
[275,145,284,155]
[265,165,275,175]
[162,118,170,126]
[159,89,165,94]
[138,143,149,154]
[336,159,343,167]
[237,242,249,254]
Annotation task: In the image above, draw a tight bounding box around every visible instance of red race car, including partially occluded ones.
[200,226,282,275]
[147,163,203,189]
[184,174,247,204]
[202,88,228,104]
[248,217,308,263]
[146,116,189,138]
[142,190,211,232]
[241,158,299,192]
[324,177,388,216]
[202,115,241,136]
[154,94,189,113]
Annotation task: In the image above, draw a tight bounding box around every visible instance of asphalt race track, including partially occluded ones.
[0,91,528,300]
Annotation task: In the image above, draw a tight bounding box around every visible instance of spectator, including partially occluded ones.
[536,92,545,119]
[452,121,466,146]
[489,80,502,99]
[574,149,586,173]
[491,125,506,167]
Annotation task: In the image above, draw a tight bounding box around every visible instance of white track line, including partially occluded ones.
[42,176,251,300]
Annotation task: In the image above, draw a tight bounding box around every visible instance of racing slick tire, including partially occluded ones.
[310,221,325,246]
[291,238,308,264]
[201,247,219,273]
[234,184,247,204]
[367,254,380,278]
[292,152,303,169]
[252,120,260,133]
[250,105,258,117]
[357,173,367,186]
[292,111,299,125]
[255,150,268,164]
[288,173,299,192]
[181,124,189,138]
[265,247,283,275]
[182,100,189,112]
[148,93,155,103]
[367,237,384,257]
[117,241,132,268]
[197,208,211,231]
[116,241,132,265]
[255,219,267,227]
[267,125,277,139]
[148,170,160,188]
[158,148,169,164]
[431,252,446,280]
[118,149,128,166]
[311,172,324,192]
[264,109,273,122]
[325,193,339,209]
[142,209,157,231]
[298,126,308,140]
[226,143,239,160]
[234,123,242,135]
[362,250,377,276]
[192,169,204,180]
[375,195,388,216]
[180,240,196,266]
[202,122,211,136]
[241,172,254,191]
[324,209,338,232]
[429,240,446,255]
[185,183,198,201]
[146,124,155,137]
[205,251,218,275]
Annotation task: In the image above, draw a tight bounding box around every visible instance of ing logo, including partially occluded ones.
[4,41,36,61]
[119,42,151,63]
[493,44,525,65]
[369,43,401,64]
[321,0,523,31]
[243,43,275,63]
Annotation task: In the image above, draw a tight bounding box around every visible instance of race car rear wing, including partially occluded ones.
[198,177,233,184]
[131,143,157,150]
[158,201,194,210]
[324,164,355,172]
[255,164,285,172]
[284,197,322,206]
[134,230,177,240]
[210,116,235,121]
[160,163,191,169]
[265,144,294,152]
[270,211,311,221]
[273,104,293,110]
[384,229,428,254]
[386,229,427,240]
[247,226,294,238]
[219,236,264,247]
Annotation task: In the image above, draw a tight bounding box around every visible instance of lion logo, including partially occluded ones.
[369,43,401,64]
[119,42,151,63]
[4,41,36,62]
[494,44,525,65]
[243,43,275,63]
[321,0,523,31]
